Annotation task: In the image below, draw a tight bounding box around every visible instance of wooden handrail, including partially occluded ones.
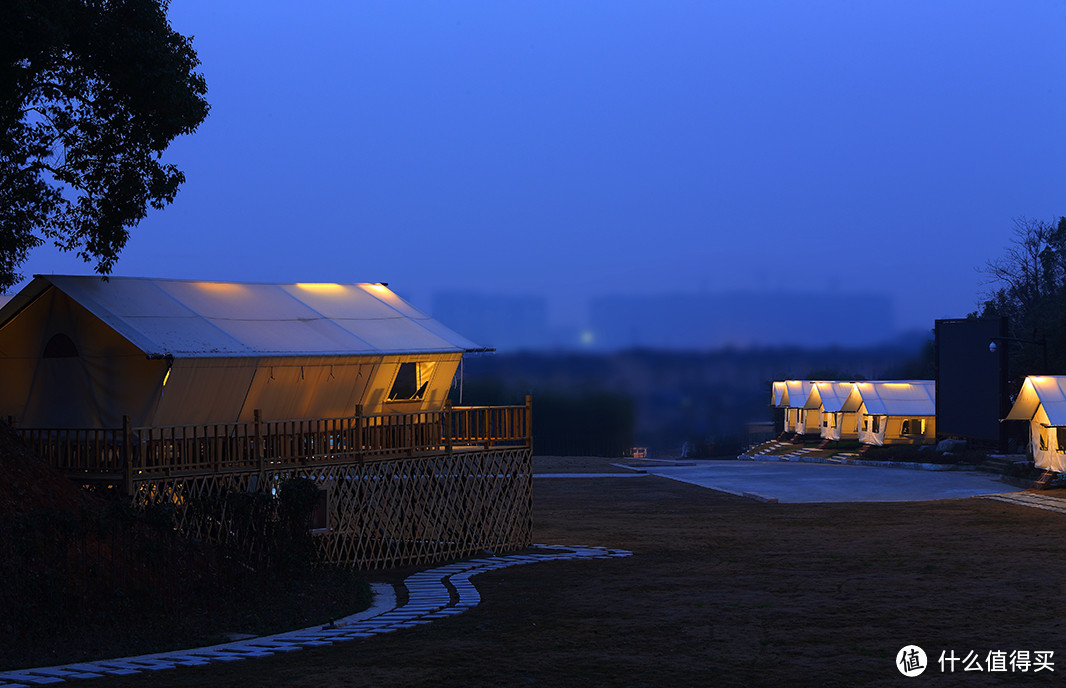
[15,401,533,482]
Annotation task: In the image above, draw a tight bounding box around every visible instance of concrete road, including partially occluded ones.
[619,460,1019,503]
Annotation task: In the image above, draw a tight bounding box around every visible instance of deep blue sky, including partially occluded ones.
[16,1,1066,338]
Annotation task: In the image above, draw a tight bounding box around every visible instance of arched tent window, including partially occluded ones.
[42,333,78,359]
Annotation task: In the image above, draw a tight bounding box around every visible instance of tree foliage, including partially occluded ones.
[0,0,209,291]
[976,216,1066,376]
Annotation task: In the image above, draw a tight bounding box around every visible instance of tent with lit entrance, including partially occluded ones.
[1005,375,1066,472]
[852,380,936,446]
[771,380,822,436]
[804,381,861,441]
[0,276,485,429]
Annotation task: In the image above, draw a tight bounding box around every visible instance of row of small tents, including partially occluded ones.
[773,377,1066,473]
[771,380,937,446]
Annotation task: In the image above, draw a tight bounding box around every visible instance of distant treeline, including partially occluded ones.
[451,343,930,458]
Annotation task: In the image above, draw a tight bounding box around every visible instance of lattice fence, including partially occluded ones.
[129,448,533,570]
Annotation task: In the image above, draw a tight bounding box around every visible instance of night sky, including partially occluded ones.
[14,1,1066,342]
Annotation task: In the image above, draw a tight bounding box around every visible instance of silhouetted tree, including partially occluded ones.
[976,216,1066,376]
[0,0,209,291]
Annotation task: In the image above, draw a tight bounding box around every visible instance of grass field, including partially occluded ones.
[69,456,1066,687]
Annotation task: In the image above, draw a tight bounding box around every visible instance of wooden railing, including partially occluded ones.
[14,398,532,490]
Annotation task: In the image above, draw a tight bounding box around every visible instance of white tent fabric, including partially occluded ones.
[1006,376,1066,471]
[854,381,936,417]
[803,381,860,441]
[1006,376,1066,425]
[0,276,484,358]
[771,381,819,434]
[784,380,815,409]
[804,382,856,413]
[852,380,936,446]
[0,276,478,428]
[771,381,786,407]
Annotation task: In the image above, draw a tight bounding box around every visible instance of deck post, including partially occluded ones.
[122,415,133,496]
[443,400,453,456]
[525,394,533,450]
[254,409,264,484]
[354,405,363,461]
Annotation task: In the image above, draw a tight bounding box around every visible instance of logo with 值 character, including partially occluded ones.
[897,645,927,677]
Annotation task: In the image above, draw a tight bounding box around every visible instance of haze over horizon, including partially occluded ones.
[10,1,1066,348]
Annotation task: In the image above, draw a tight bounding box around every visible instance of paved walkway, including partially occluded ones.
[615,459,1021,503]
[0,545,631,687]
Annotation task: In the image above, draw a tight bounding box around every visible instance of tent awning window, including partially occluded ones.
[388,361,437,401]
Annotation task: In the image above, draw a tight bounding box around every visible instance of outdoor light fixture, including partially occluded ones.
[162,354,174,387]
[989,335,1048,373]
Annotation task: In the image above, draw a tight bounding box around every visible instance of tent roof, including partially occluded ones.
[853,380,935,417]
[0,276,486,358]
[1006,376,1066,425]
[776,380,816,408]
[805,381,857,412]
[771,381,786,406]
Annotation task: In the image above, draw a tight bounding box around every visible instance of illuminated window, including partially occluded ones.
[387,361,437,401]
[901,418,925,435]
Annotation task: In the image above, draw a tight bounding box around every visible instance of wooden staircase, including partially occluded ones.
[1032,470,1057,490]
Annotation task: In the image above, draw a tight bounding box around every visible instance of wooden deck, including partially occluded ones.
[13,399,534,569]
[15,399,531,490]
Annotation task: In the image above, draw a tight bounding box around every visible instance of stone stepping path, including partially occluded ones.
[982,492,1066,514]
[0,544,631,686]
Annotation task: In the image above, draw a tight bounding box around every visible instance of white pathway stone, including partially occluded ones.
[982,492,1066,514]
[0,545,631,687]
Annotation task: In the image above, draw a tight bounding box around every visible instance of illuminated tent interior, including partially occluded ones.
[1005,376,1066,472]
[803,381,861,441]
[852,380,936,446]
[0,276,485,429]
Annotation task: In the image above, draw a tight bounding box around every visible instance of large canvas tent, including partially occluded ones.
[0,276,485,429]
[1005,376,1066,472]
[853,380,936,446]
[804,381,860,441]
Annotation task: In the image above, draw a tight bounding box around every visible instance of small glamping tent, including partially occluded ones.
[853,380,936,446]
[1005,376,1066,472]
[804,381,860,441]
[771,381,790,434]
[0,276,484,429]
[771,380,820,436]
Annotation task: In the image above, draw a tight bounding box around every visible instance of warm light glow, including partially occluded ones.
[363,282,392,294]
[883,383,913,388]
[1030,376,1049,383]
[194,281,245,294]
[162,368,171,387]
[295,282,345,292]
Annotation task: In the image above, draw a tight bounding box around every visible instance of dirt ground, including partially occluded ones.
[75,456,1066,687]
